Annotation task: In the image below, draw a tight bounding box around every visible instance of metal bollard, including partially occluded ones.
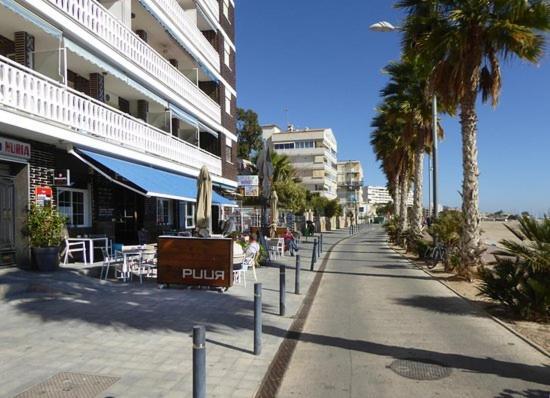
[193,325,206,398]
[279,264,286,316]
[311,239,318,271]
[295,255,301,295]
[319,233,323,253]
[254,283,262,355]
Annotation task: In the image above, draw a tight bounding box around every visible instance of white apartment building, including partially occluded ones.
[262,125,338,200]
[0,0,238,266]
[365,186,413,206]
[336,160,365,220]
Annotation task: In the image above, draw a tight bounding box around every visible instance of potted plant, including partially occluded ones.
[25,203,66,271]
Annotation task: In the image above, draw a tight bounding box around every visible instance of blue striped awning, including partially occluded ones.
[75,149,234,206]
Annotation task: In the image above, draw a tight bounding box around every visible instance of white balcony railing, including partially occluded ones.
[141,0,220,69]
[198,0,220,23]
[44,0,220,124]
[0,57,221,176]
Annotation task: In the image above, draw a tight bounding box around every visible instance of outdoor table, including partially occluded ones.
[118,245,156,283]
[67,236,109,264]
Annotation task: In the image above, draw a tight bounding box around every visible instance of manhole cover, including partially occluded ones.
[389,358,452,380]
[14,372,119,398]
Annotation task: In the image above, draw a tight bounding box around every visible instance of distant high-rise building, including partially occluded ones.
[262,125,338,199]
[365,186,413,206]
[337,161,365,221]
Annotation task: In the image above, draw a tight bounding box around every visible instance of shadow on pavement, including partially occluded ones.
[493,388,550,398]
[0,268,277,336]
[394,295,487,317]
[320,269,432,281]
[279,329,550,386]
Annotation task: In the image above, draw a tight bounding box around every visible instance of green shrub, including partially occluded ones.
[24,204,66,247]
[427,210,463,270]
[384,218,399,243]
[478,216,550,319]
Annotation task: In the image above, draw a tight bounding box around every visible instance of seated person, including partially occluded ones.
[234,234,260,271]
[283,228,299,256]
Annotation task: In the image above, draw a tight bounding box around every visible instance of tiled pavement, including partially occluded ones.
[0,228,354,398]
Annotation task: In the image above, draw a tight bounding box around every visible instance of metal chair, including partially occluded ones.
[63,238,87,265]
[99,248,123,280]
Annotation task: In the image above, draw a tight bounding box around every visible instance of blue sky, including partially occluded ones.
[235,1,550,216]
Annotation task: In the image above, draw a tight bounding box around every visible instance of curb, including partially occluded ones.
[390,245,550,359]
[254,229,360,398]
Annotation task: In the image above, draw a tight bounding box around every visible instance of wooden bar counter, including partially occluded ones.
[157,236,234,288]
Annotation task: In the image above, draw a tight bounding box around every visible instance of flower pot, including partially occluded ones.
[31,246,60,272]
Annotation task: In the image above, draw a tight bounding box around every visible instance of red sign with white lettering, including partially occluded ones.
[35,186,53,206]
[0,137,31,160]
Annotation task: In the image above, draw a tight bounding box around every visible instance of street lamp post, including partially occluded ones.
[369,21,439,223]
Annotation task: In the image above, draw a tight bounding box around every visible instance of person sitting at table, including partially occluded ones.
[245,234,260,258]
[283,228,298,256]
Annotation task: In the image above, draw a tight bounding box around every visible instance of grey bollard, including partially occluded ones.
[279,264,286,316]
[193,325,206,398]
[295,255,301,295]
[317,235,321,258]
[311,239,318,271]
[319,233,323,253]
[254,283,262,355]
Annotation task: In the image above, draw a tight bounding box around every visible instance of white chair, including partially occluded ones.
[63,238,87,265]
[233,250,258,287]
[136,245,157,284]
[99,248,123,280]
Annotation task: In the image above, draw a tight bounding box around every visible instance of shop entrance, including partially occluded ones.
[113,187,144,244]
[0,177,15,258]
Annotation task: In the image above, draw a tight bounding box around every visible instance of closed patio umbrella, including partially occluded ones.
[195,166,212,237]
[269,190,279,237]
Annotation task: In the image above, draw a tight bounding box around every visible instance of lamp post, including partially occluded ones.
[369,21,439,223]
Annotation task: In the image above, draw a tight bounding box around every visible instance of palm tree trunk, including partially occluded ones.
[411,145,424,238]
[392,174,400,220]
[460,89,482,270]
[399,169,408,235]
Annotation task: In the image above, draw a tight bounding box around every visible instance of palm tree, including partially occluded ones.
[271,152,295,184]
[381,60,443,238]
[397,0,550,269]
[371,102,413,240]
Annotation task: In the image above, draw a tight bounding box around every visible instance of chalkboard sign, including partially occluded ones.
[94,176,114,221]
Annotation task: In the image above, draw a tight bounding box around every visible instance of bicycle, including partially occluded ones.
[424,242,448,269]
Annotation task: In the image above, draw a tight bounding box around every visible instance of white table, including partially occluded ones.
[67,237,109,264]
[119,245,156,283]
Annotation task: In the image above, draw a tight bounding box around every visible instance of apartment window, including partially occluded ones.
[224,41,231,68]
[223,0,229,19]
[226,145,233,163]
[57,188,90,227]
[295,140,314,149]
[157,198,172,225]
[274,143,295,150]
[225,90,231,114]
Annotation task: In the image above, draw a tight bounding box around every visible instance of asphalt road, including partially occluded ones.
[277,225,550,398]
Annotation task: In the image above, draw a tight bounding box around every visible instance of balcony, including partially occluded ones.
[196,0,220,27]
[0,57,222,175]
[138,0,220,70]
[39,0,221,125]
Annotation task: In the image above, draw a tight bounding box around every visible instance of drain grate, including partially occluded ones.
[389,358,452,380]
[14,372,119,398]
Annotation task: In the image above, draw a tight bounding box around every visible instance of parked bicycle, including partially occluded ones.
[424,242,448,269]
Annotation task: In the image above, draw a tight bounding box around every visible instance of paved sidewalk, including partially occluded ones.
[278,225,550,398]
[0,228,351,398]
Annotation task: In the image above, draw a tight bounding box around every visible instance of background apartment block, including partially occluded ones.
[0,0,238,266]
[336,160,365,221]
[262,125,338,199]
[364,185,413,209]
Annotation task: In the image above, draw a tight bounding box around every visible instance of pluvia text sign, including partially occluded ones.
[157,236,233,288]
[0,137,31,160]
